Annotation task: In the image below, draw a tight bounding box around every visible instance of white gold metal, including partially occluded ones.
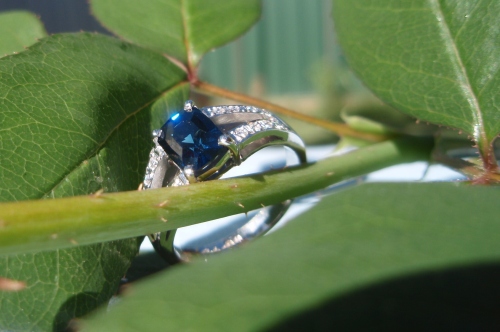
[218,134,241,166]
[151,129,162,138]
[184,100,194,112]
[183,165,197,183]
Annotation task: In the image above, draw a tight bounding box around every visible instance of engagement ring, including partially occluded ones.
[143,100,307,263]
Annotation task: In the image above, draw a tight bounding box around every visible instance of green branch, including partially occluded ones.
[194,80,389,142]
[0,137,432,256]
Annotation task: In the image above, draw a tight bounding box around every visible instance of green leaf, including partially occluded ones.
[341,98,438,136]
[0,33,187,201]
[90,0,261,67]
[0,11,47,57]
[83,182,500,331]
[0,33,187,330]
[332,0,500,153]
[0,239,140,332]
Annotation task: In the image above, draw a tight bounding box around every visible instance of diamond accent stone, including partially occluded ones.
[143,144,165,189]
[234,127,248,137]
[244,125,255,134]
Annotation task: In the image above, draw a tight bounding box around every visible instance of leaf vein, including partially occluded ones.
[43,81,189,197]
[430,0,486,143]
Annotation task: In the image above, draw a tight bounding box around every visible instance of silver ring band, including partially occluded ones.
[143,100,307,263]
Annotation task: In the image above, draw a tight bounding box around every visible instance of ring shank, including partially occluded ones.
[150,201,291,264]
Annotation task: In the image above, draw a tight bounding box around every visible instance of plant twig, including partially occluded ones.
[193,80,388,142]
[0,137,432,256]
[432,139,500,184]
[478,142,500,175]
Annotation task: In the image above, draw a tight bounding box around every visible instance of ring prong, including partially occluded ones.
[218,135,241,165]
[184,100,195,112]
[152,129,162,138]
[183,165,197,183]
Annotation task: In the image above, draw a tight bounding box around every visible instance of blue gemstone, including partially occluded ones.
[158,107,226,176]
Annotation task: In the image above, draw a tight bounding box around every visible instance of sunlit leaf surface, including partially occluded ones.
[91,0,261,67]
[333,0,500,151]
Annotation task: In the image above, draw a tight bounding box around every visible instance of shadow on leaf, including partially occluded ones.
[123,251,171,283]
[53,291,103,332]
[267,262,500,332]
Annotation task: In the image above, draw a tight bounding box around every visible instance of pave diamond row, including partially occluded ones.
[229,118,289,142]
[201,105,266,117]
[200,105,290,143]
[143,142,165,189]
[200,234,244,254]
[143,140,189,189]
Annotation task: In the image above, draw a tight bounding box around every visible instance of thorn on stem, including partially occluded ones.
[91,189,104,198]
[118,283,133,296]
[0,277,26,292]
[67,318,82,332]
[156,200,170,208]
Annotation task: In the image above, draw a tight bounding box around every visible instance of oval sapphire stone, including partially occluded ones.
[157,107,226,176]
